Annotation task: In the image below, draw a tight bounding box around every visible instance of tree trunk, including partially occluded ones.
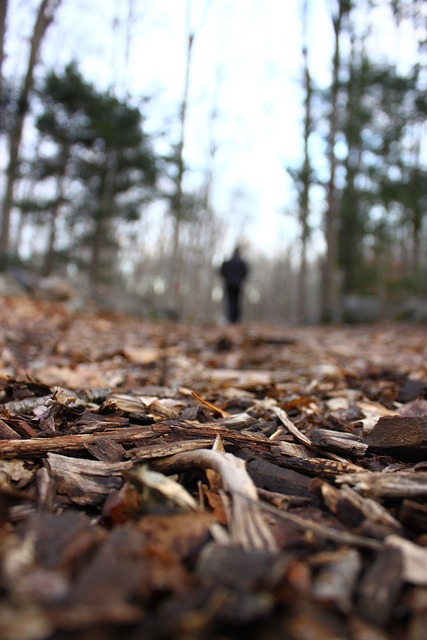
[43,207,59,277]
[42,147,71,277]
[297,0,312,323]
[169,28,194,316]
[0,0,8,95]
[0,0,62,261]
[89,151,117,297]
[322,3,346,322]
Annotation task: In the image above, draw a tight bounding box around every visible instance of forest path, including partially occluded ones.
[0,295,426,639]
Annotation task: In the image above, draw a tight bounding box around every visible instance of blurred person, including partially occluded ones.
[220,246,249,323]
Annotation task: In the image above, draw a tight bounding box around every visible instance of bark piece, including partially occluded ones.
[277,440,312,458]
[276,452,365,479]
[246,495,381,551]
[285,601,349,640]
[397,379,426,403]
[398,398,427,417]
[400,499,427,533]
[83,437,126,462]
[66,525,147,607]
[238,448,312,497]
[36,466,57,511]
[310,428,368,458]
[320,481,403,537]
[127,438,214,461]
[196,542,277,592]
[364,416,427,459]
[0,604,53,640]
[0,486,32,523]
[66,524,190,612]
[45,453,131,505]
[0,458,36,486]
[1,512,102,609]
[194,543,277,624]
[348,615,390,640]
[386,535,427,586]
[357,545,403,625]
[274,406,312,446]
[136,511,215,559]
[0,419,21,439]
[1,394,52,415]
[336,471,427,499]
[274,406,360,464]
[32,511,102,571]
[217,412,260,430]
[312,548,362,613]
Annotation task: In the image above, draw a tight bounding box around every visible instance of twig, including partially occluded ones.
[152,448,278,553]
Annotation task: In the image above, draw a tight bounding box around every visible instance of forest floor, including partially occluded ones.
[1,295,427,640]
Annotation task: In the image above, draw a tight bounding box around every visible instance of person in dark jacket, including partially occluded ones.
[220,246,249,323]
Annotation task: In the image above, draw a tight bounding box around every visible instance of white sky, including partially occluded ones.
[5,0,425,258]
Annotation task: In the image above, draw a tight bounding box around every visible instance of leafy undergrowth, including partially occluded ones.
[0,295,427,640]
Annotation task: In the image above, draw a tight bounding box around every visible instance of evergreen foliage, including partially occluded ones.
[22,64,158,289]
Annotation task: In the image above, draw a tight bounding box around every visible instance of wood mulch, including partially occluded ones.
[1,295,427,639]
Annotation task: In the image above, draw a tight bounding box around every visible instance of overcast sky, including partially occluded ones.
[5,0,424,257]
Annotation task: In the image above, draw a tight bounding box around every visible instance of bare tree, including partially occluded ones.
[322,0,349,322]
[168,0,213,315]
[297,0,313,323]
[169,24,194,314]
[0,0,8,97]
[0,0,62,261]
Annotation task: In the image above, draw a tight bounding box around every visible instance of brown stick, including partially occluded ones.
[0,426,155,458]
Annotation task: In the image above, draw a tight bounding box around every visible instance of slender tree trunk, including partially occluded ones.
[169,0,213,316]
[409,115,423,291]
[322,2,346,322]
[0,0,8,95]
[169,27,194,315]
[0,0,62,261]
[42,146,71,277]
[43,209,58,277]
[297,0,312,323]
[411,167,422,290]
[197,73,221,321]
[90,151,117,296]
